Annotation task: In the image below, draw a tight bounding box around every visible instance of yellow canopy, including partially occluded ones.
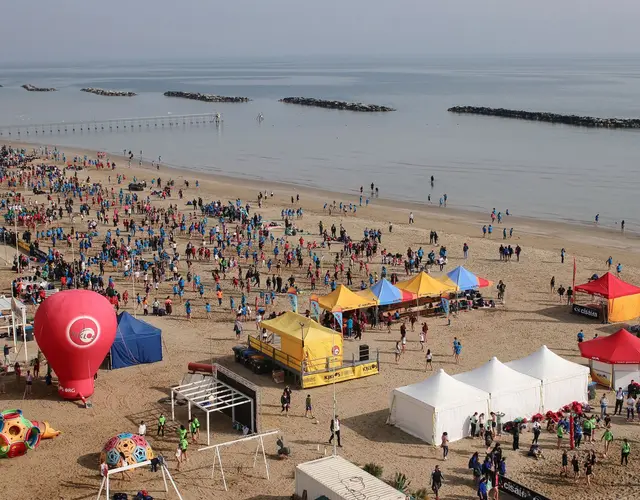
[261,312,342,371]
[318,284,379,312]
[356,288,378,303]
[436,275,459,290]
[396,272,454,297]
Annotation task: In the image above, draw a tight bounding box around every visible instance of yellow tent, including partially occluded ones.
[396,272,454,298]
[318,284,379,312]
[260,312,343,371]
[356,288,379,303]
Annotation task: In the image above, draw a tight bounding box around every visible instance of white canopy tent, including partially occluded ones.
[506,345,589,412]
[388,369,490,444]
[171,377,255,445]
[453,357,542,421]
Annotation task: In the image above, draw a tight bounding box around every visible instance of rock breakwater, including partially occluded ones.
[163,91,250,103]
[81,87,137,97]
[448,106,640,129]
[279,97,395,112]
[22,84,57,92]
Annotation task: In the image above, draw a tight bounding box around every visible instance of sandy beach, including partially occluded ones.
[0,141,639,500]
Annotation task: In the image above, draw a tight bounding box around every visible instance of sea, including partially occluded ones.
[1,55,639,230]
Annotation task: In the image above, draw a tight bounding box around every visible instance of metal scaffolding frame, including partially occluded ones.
[170,377,254,445]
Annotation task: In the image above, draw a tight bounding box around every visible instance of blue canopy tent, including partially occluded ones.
[110,312,163,369]
[441,266,493,291]
[358,278,414,306]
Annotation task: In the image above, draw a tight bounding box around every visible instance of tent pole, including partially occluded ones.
[171,389,175,420]
[207,412,210,446]
[161,463,168,492]
[96,476,105,500]
[261,435,270,480]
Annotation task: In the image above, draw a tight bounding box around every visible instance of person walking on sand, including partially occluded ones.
[470,412,478,438]
[600,393,609,418]
[614,387,624,415]
[561,248,566,264]
[157,413,166,436]
[621,438,631,466]
[419,326,426,351]
[561,450,568,477]
[454,340,462,364]
[409,212,414,224]
[394,341,401,363]
[571,454,580,480]
[305,394,315,419]
[550,276,555,294]
[425,349,433,370]
[431,465,444,500]
[584,458,594,486]
[441,432,449,460]
[24,370,33,398]
[329,415,342,447]
[400,323,407,353]
[601,428,613,457]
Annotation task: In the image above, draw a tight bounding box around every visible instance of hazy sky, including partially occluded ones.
[2,0,639,62]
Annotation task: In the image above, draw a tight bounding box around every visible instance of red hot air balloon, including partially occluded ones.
[34,290,117,400]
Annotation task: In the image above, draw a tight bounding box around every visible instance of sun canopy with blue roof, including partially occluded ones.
[438,266,493,292]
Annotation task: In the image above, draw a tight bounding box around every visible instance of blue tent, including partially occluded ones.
[110,312,163,369]
[445,266,492,291]
[368,278,404,305]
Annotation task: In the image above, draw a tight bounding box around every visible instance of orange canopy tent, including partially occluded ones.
[574,273,640,323]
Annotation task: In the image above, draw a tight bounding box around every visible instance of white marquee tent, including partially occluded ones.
[388,369,490,444]
[506,345,589,412]
[453,357,541,421]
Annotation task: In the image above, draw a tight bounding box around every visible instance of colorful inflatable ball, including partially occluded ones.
[0,409,41,458]
[100,433,155,468]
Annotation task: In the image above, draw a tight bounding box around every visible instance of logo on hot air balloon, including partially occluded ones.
[67,316,101,348]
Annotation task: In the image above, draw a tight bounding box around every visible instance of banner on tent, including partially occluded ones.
[572,303,600,320]
[302,361,379,388]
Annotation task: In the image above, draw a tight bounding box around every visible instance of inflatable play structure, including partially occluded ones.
[34,290,117,400]
[0,409,60,458]
[100,433,155,467]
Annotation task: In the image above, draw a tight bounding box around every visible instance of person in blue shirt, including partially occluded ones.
[577,329,584,343]
[205,302,211,319]
[477,477,489,500]
[617,263,623,274]
[185,300,192,320]
[346,317,354,338]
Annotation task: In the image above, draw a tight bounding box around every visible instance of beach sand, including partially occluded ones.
[0,142,639,500]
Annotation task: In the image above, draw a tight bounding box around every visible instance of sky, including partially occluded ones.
[2,0,639,63]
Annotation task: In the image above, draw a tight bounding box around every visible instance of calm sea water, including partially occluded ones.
[1,56,639,229]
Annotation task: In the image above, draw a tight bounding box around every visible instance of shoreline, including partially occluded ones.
[8,139,639,264]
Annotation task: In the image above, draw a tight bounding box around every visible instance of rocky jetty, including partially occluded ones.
[280,97,395,112]
[22,84,57,92]
[448,106,640,129]
[163,91,250,103]
[81,87,137,97]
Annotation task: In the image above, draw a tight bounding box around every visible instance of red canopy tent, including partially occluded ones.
[574,273,640,323]
[575,273,640,298]
[579,329,640,388]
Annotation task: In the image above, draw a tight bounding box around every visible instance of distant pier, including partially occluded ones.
[0,113,222,137]
[448,106,640,129]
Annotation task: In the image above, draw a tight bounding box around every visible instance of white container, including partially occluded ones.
[295,455,406,500]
